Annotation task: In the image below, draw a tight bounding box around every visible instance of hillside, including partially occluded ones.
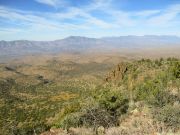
[42,57,180,135]
[0,54,179,135]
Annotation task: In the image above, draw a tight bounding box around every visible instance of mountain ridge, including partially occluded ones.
[1,35,180,42]
[0,35,180,58]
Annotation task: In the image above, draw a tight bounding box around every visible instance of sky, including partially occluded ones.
[0,0,180,41]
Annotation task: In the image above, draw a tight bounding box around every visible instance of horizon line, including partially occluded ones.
[1,34,180,42]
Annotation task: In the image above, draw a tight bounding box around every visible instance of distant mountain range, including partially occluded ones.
[0,35,180,57]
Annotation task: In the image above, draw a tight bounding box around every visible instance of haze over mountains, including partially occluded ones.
[0,35,180,57]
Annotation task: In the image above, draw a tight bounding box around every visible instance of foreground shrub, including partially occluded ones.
[154,104,180,131]
[80,87,129,128]
[56,86,129,129]
[57,112,82,129]
[171,61,180,78]
[135,79,164,104]
[81,107,117,128]
[150,90,179,107]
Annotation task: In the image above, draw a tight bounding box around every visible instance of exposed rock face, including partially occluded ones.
[105,62,127,82]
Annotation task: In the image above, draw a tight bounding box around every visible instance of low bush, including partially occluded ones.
[80,87,129,128]
[154,104,180,131]
[171,61,180,78]
[57,112,82,129]
[56,86,129,129]
[80,107,116,128]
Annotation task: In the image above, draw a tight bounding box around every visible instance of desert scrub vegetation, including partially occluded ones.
[0,57,180,134]
[55,86,129,130]
[53,58,180,134]
[154,104,180,131]
[0,59,110,135]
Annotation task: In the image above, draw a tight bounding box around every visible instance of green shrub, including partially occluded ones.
[88,87,129,127]
[149,90,179,107]
[57,86,129,129]
[57,112,82,129]
[154,105,180,130]
[94,86,129,115]
[135,79,164,102]
[171,61,180,78]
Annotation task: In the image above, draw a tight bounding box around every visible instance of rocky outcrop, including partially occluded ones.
[105,62,127,82]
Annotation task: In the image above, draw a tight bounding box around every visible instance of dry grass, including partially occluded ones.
[50,92,78,101]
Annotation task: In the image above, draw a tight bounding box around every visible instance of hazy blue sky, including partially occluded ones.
[0,0,180,40]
